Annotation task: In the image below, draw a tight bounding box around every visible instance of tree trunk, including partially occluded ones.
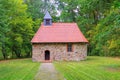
[15,50,21,58]
[26,51,31,57]
[2,43,7,59]
[93,10,99,24]
[11,46,14,58]
[12,45,21,58]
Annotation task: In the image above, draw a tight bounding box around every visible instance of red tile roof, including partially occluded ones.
[31,23,88,43]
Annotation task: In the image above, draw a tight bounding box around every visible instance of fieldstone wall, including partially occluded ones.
[32,43,87,62]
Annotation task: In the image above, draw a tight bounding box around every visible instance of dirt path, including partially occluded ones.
[34,63,66,80]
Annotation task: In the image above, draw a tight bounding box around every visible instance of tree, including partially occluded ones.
[8,0,34,58]
[0,0,11,59]
[25,0,57,32]
[58,0,120,56]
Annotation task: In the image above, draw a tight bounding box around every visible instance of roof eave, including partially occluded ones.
[31,41,88,44]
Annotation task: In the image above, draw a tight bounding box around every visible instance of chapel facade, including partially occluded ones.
[31,11,88,62]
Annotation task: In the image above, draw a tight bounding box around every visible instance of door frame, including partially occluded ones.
[45,50,50,60]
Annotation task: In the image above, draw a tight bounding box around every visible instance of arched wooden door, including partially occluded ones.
[45,50,50,60]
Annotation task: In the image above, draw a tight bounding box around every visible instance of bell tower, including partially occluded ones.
[44,11,52,26]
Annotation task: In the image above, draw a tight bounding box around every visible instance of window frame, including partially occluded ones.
[46,19,50,25]
[67,43,73,52]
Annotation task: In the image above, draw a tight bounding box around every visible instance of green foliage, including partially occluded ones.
[0,0,58,59]
[6,0,34,58]
[58,0,120,56]
[0,0,12,59]
[54,56,120,80]
[59,0,78,22]
[25,0,44,20]
[90,3,120,56]
[0,0,34,59]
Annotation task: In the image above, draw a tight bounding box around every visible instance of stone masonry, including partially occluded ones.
[32,43,87,62]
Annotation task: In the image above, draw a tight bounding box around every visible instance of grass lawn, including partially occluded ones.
[54,56,120,80]
[0,59,40,80]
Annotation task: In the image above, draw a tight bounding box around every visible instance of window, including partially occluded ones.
[46,19,50,25]
[67,43,73,52]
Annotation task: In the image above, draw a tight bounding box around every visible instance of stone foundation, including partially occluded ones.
[32,43,87,62]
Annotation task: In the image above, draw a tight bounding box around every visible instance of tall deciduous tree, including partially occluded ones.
[8,0,33,58]
[0,0,11,59]
[0,0,34,58]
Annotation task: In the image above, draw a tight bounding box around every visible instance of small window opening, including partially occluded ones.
[67,43,73,52]
[46,19,50,25]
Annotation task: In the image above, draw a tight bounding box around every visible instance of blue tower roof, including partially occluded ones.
[44,11,52,19]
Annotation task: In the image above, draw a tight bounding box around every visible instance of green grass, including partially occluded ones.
[54,56,120,80]
[0,58,40,80]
